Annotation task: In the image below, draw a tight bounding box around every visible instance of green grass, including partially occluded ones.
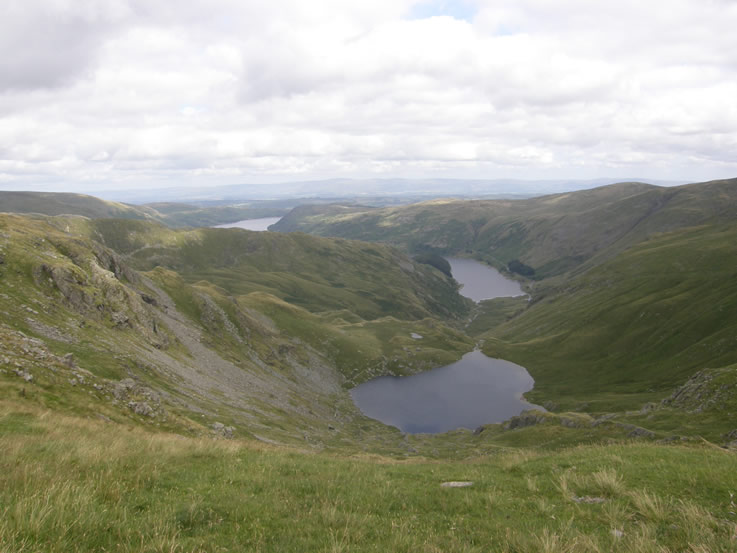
[272,178,737,280]
[483,222,737,412]
[1,405,736,552]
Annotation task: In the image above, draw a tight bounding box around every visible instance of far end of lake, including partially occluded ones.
[215,217,282,231]
[446,257,525,302]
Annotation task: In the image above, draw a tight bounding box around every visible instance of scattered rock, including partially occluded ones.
[627,426,656,439]
[613,423,656,438]
[211,422,235,439]
[591,413,617,427]
[611,529,624,539]
[543,400,558,412]
[503,410,547,430]
[111,312,130,327]
[441,481,473,488]
[13,368,33,382]
[560,417,585,428]
[128,401,155,417]
[410,333,423,340]
[113,378,137,400]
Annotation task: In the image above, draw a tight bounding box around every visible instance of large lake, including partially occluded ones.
[350,257,540,434]
[215,217,282,231]
[446,257,524,301]
[350,350,541,434]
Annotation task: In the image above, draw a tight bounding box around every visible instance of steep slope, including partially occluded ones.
[483,221,737,412]
[0,213,472,446]
[86,218,470,321]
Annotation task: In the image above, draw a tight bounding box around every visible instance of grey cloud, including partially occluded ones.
[0,1,132,92]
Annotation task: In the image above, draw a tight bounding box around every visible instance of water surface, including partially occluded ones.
[350,350,542,434]
[215,217,282,231]
[446,257,524,301]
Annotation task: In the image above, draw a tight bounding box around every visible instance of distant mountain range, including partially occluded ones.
[88,177,686,204]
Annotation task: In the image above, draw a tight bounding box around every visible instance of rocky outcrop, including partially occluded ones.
[661,367,737,413]
[31,244,170,350]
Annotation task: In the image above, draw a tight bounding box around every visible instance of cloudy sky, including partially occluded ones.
[1,0,736,193]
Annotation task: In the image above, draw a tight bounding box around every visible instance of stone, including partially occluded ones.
[113,378,136,400]
[13,368,33,382]
[211,422,235,439]
[128,401,155,417]
[440,481,473,488]
[627,426,655,439]
[543,400,558,412]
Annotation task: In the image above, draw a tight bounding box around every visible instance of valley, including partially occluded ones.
[2,179,737,551]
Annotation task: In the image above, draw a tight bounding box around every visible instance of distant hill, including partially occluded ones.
[0,191,151,220]
[0,190,287,227]
[273,178,737,279]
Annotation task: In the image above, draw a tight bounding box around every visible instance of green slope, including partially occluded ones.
[0,191,289,228]
[0,212,473,448]
[0,191,151,220]
[483,222,737,412]
[87,218,471,322]
[273,178,737,279]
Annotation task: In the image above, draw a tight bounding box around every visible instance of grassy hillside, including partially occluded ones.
[0,191,151,220]
[482,221,737,413]
[0,191,289,228]
[2,403,736,552]
[0,212,474,449]
[273,178,737,280]
[86,218,471,322]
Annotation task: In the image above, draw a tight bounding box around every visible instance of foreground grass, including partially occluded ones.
[2,405,736,552]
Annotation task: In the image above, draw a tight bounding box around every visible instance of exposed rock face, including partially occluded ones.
[503,410,547,430]
[661,368,737,413]
[31,249,170,349]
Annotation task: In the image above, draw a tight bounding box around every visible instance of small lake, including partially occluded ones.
[350,350,542,434]
[446,257,524,301]
[215,217,282,231]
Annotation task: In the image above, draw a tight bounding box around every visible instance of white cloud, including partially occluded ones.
[0,0,736,191]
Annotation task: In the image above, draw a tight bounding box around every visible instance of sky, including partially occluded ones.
[1,0,736,193]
